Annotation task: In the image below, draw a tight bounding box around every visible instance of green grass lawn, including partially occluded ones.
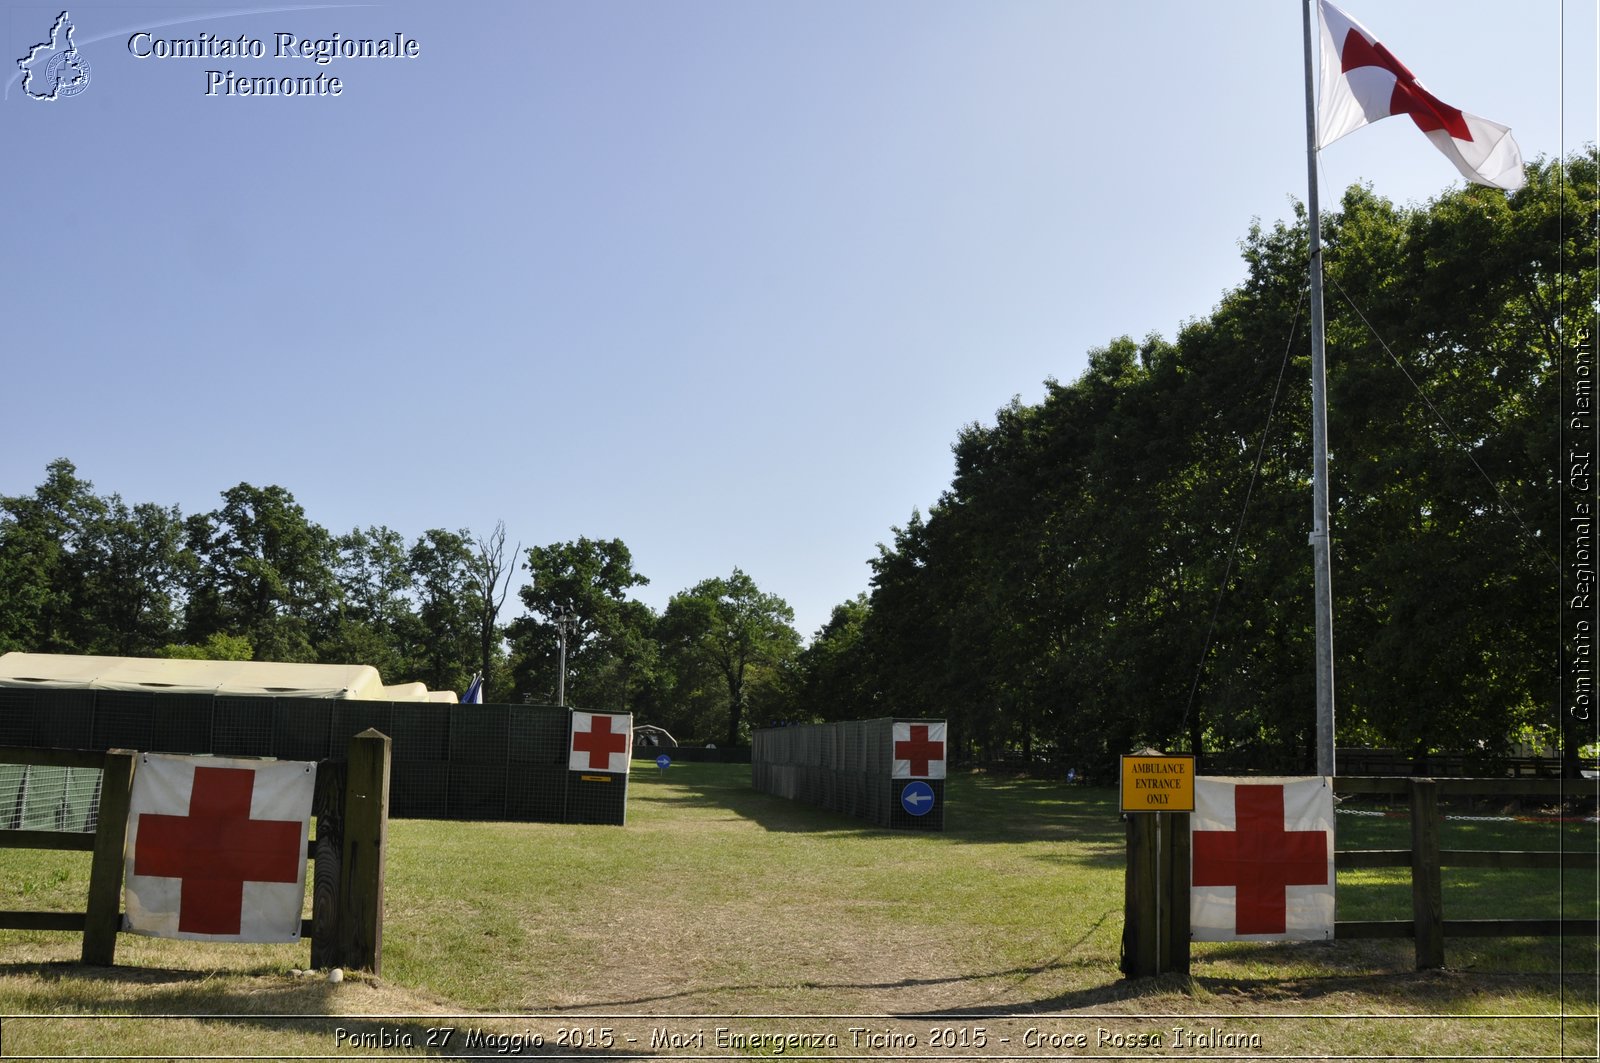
[0,763,1595,1059]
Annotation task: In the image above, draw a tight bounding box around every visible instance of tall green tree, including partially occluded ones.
[77,497,187,656]
[660,568,800,747]
[795,594,877,722]
[0,459,108,654]
[326,525,420,680]
[407,528,479,695]
[183,483,338,663]
[826,152,1592,777]
[507,537,656,711]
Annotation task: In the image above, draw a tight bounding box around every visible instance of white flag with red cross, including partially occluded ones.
[1318,0,1524,190]
[1190,776,1335,942]
[123,754,314,942]
[892,721,946,779]
[569,711,632,773]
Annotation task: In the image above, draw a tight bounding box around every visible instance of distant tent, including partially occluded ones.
[632,724,678,748]
[0,652,452,702]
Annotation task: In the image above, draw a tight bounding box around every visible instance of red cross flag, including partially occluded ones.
[569,711,632,773]
[1190,777,1334,942]
[1318,0,1524,190]
[892,721,946,779]
[123,754,314,942]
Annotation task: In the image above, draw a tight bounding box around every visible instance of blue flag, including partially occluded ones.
[461,673,483,704]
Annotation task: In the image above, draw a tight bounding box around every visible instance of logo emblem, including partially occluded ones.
[18,11,92,101]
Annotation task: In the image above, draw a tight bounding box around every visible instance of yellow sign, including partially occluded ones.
[1119,754,1195,812]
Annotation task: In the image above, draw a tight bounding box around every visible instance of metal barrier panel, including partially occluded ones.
[0,689,37,746]
[448,704,510,820]
[388,702,449,818]
[2,688,95,748]
[389,702,449,764]
[508,706,569,821]
[5,688,626,826]
[90,692,156,752]
[149,693,214,754]
[332,701,393,754]
[566,771,627,824]
[752,718,946,830]
[213,695,275,756]
[272,698,335,761]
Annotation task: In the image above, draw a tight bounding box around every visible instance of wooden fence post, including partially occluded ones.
[1409,778,1445,969]
[1122,813,1160,977]
[1162,811,1191,975]
[336,729,389,974]
[1124,812,1190,977]
[81,750,136,966]
[309,759,347,970]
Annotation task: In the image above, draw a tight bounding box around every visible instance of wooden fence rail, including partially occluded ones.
[1124,774,1600,977]
[0,730,389,970]
[1333,775,1599,969]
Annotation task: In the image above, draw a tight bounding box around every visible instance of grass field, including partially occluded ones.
[0,762,1596,1059]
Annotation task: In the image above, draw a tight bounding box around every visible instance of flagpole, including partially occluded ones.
[1302,0,1336,777]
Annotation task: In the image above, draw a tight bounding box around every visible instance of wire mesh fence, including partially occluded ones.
[0,763,102,832]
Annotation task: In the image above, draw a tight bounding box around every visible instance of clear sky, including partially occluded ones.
[3,0,1595,642]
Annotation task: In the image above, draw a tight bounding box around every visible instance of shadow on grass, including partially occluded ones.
[0,961,636,1058]
[563,957,1102,1012]
[567,938,1583,1018]
[638,781,875,837]
[637,765,1127,851]
[900,939,1592,1018]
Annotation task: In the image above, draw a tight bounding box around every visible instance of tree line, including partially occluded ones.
[0,465,799,747]
[801,153,1594,777]
[3,154,1591,772]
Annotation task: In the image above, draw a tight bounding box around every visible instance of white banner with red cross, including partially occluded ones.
[1190,776,1335,942]
[123,754,314,942]
[892,721,947,779]
[569,711,632,773]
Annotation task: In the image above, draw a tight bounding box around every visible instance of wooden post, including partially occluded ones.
[309,759,346,970]
[1122,813,1160,977]
[336,729,389,974]
[81,750,136,965]
[1409,778,1445,969]
[1161,811,1191,975]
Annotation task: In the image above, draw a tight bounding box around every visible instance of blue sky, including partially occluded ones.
[3,0,1594,643]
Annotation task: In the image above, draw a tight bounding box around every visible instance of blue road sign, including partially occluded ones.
[901,780,935,816]
[656,754,672,770]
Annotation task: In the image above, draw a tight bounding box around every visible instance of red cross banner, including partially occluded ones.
[1318,0,1523,190]
[1190,776,1334,942]
[123,754,314,942]
[892,721,946,779]
[569,711,632,773]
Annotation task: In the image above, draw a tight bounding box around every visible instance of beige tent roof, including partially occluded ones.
[0,653,451,702]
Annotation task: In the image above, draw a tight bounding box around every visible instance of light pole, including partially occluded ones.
[553,604,577,707]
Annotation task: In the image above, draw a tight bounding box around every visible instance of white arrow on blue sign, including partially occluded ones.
[900,780,935,816]
[656,754,671,770]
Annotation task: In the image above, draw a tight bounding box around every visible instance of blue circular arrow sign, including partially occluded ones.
[901,780,935,816]
[656,754,672,770]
